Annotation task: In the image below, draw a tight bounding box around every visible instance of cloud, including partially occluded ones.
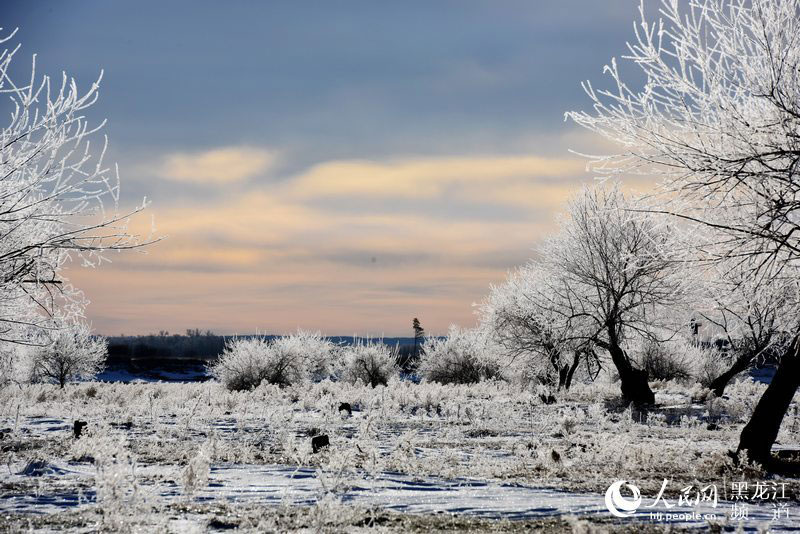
[75,150,661,336]
[158,146,276,184]
[289,155,586,199]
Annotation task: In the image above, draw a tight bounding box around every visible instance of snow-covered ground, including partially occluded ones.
[2,461,795,529]
[0,378,798,532]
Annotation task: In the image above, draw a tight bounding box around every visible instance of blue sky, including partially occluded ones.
[3,1,649,335]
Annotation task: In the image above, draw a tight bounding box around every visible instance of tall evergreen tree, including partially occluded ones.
[412,318,425,358]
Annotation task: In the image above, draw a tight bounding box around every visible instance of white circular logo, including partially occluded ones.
[605,480,642,517]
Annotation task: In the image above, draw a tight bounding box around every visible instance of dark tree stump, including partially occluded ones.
[73,421,88,439]
[620,367,655,406]
[338,403,352,415]
[312,434,330,453]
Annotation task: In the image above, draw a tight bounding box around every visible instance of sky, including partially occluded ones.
[2,1,652,336]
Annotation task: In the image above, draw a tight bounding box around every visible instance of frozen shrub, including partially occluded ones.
[636,337,726,388]
[694,346,729,389]
[339,340,398,387]
[714,378,768,421]
[0,344,33,387]
[208,337,270,391]
[72,427,146,530]
[636,339,694,382]
[209,331,334,391]
[29,324,106,388]
[182,439,214,497]
[274,330,336,381]
[418,326,504,384]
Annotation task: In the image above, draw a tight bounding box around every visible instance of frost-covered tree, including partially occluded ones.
[209,331,334,390]
[537,184,686,405]
[480,263,596,390]
[30,323,106,388]
[566,0,800,466]
[339,340,398,387]
[412,318,424,359]
[208,337,275,391]
[0,29,150,345]
[419,326,504,385]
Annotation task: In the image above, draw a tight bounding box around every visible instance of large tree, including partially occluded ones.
[0,29,150,346]
[480,262,596,391]
[535,184,685,405]
[566,0,800,467]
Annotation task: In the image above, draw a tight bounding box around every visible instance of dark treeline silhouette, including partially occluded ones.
[103,332,425,381]
[107,331,227,362]
[104,331,227,381]
[108,333,424,360]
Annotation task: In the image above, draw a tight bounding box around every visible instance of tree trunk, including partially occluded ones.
[737,344,800,468]
[607,343,655,405]
[709,352,755,397]
[557,365,569,390]
[552,350,570,390]
[563,350,582,390]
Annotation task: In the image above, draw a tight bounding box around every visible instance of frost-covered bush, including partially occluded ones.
[713,378,768,422]
[68,425,148,530]
[629,336,727,387]
[209,331,334,390]
[339,340,398,387]
[0,343,35,387]
[635,338,694,382]
[693,346,729,389]
[209,337,300,390]
[182,438,214,498]
[277,330,336,381]
[418,326,504,384]
[29,324,106,388]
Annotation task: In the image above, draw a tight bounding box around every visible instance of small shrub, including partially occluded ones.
[209,331,334,391]
[275,330,335,381]
[182,439,213,497]
[694,347,729,389]
[418,326,504,385]
[636,339,694,382]
[208,337,272,391]
[339,340,398,387]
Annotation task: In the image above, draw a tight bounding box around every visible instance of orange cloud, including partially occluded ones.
[289,155,586,199]
[158,146,276,183]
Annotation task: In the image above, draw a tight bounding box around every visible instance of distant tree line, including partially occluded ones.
[107,331,227,362]
[106,331,426,367]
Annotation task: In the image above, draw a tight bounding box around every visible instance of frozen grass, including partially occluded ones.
[0,377,798,531]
